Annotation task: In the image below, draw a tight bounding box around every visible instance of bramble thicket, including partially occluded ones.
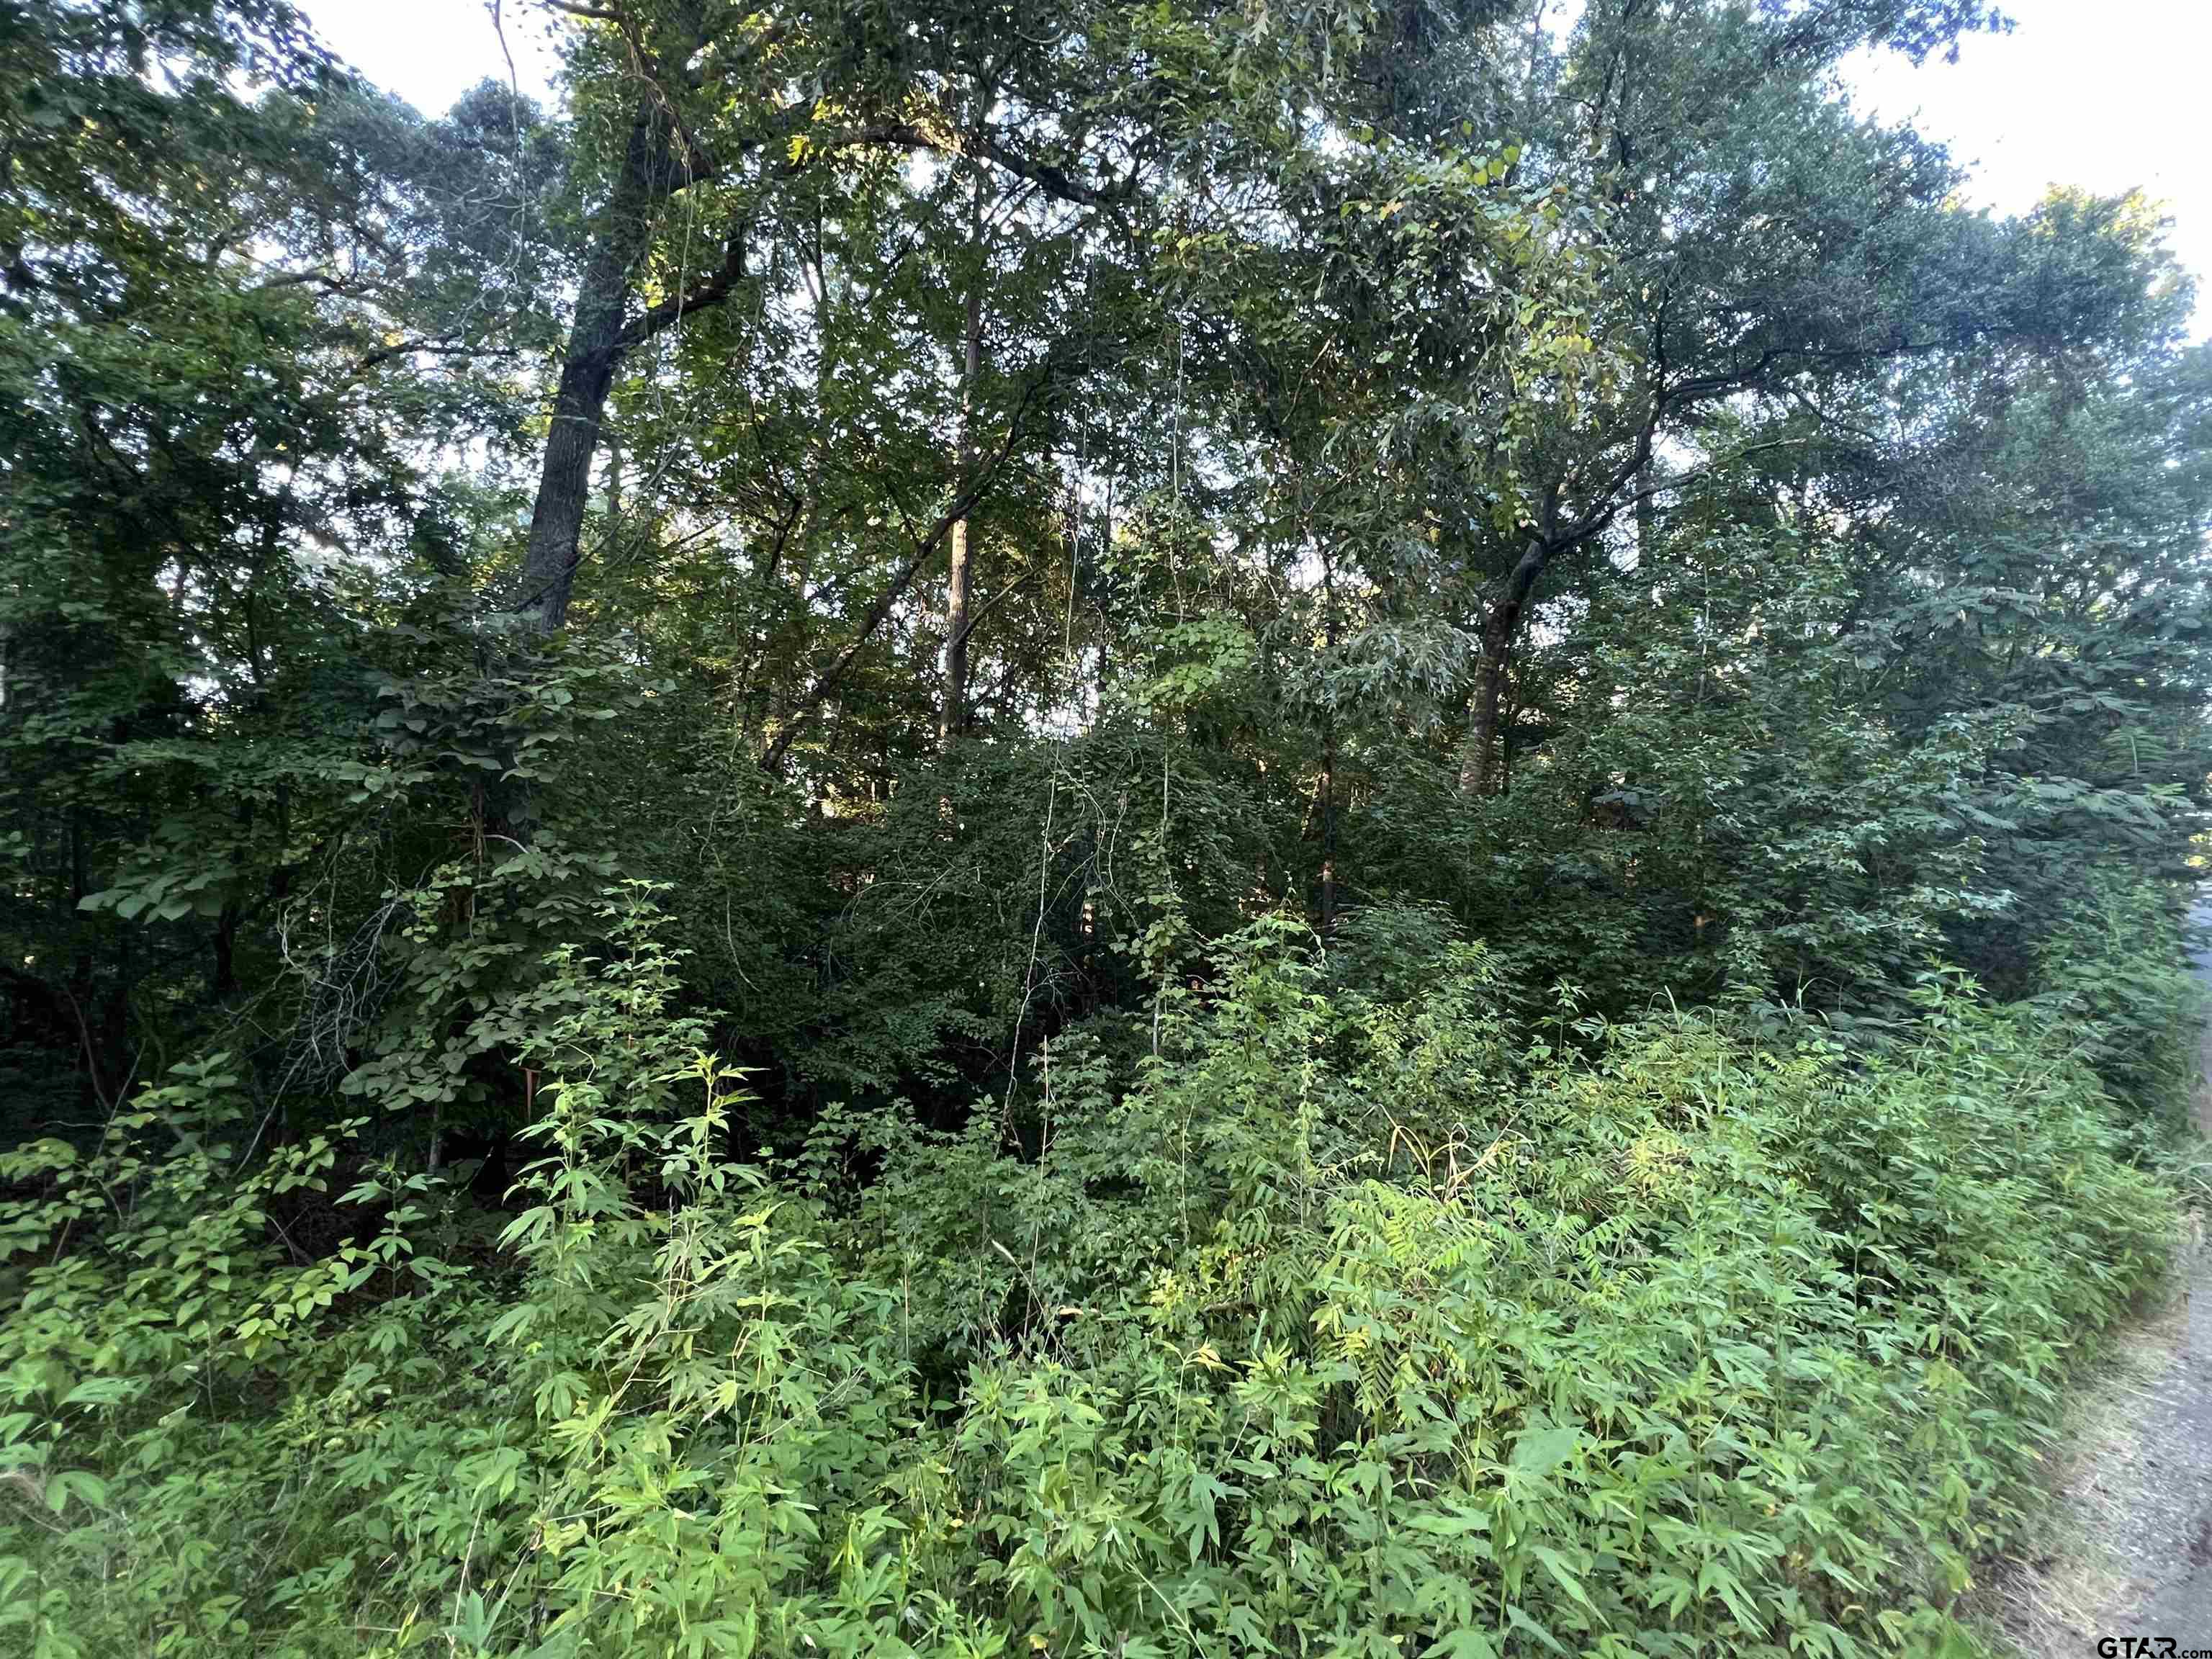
[2,2,2211,1655]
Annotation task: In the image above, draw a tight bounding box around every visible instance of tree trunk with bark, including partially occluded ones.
[518,103,669,631]
[942,294,984,742]
[1459,536,1550,797]
[1319,544,1340,932]
[943,181,986,745]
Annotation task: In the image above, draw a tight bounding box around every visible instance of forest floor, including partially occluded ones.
[1977,912,2212,1654]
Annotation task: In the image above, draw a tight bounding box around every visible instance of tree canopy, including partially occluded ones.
[2,2,2209,1654]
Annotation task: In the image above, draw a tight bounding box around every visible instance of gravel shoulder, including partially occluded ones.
[1979,968,2212,1655]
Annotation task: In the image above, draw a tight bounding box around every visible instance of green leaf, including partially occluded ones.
[1509,1422,1579,1474]
[46,1470,109,1514]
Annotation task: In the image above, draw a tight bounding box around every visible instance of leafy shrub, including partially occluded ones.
[0,894,2182,1658]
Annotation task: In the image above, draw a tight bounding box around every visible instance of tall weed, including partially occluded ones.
[0,898,2182,1657]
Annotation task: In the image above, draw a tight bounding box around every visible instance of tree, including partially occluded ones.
[1432,0,2037,794]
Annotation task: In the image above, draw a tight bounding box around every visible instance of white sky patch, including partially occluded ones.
[1840,0,2211,338]
[298,0,562,114]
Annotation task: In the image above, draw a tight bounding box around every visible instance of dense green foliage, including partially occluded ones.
[2,1,2209,1655]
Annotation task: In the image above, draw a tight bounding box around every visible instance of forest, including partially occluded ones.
[4,0,2211,1653]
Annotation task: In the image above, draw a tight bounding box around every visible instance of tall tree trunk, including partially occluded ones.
[1458,536,1550,796]
[1459,635,1506,796]
[1320,719,1339,932]
[942,181,986,745]
[518,102,667,631]
[1319,543,1340,933]
[1633,460,1654,566]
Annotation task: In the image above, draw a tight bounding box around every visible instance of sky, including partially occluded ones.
[297,0,2210,332]
[300,0,562,114]
[1841,0,2211,336]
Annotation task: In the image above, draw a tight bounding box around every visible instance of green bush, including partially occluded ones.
[0,894,2182,1658]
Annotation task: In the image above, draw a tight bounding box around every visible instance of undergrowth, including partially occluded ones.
[0,888,2193,1658]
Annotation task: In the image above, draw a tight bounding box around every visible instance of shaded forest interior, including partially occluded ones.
[4,1,2212,1655]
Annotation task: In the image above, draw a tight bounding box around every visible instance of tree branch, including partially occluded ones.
[854,119,1133,208]
[762,363,1058,772]
[950,569,1034,653]
[613,225,747,351]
